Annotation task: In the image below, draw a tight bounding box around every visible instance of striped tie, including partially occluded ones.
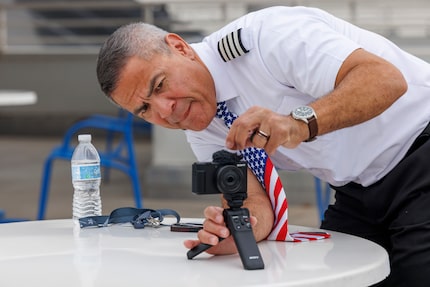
[216,102,293,241]
[216,102,331,242]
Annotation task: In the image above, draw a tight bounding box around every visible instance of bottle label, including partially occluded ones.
[72,164,101,180]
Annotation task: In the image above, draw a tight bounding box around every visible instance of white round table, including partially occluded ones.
[0,90,37,106]
[0,219,390,287]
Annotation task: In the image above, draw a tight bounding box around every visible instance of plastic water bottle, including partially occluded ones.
[71,134,102,223]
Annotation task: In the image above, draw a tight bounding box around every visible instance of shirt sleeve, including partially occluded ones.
[256,7,361,98]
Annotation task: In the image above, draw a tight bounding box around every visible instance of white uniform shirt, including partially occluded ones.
[185,6,430,187]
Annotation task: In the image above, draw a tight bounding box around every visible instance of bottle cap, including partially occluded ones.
[78,134,92,142]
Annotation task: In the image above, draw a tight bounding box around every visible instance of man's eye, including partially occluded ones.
[155,79,164,92]
[140,103,149,114]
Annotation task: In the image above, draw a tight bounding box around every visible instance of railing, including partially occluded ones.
[0,0,165,54]
[0,0,429,56]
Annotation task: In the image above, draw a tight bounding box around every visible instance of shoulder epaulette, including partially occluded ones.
[217,28,249,62]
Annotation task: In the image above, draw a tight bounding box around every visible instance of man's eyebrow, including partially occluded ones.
[132,73,161,115]
[146,73,160,99]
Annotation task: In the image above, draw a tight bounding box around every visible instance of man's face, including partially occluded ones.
[111,34,217,131]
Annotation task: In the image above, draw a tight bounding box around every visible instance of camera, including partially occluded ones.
[192,150,247,197]
[188,150,264,270]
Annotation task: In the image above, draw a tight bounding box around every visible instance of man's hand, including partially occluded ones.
[225,107,306,155]
[183,206,259,255]
[184,168,273,255]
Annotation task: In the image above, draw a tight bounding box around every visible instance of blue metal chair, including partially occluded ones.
[314,177,332,221]
[0,217,28,223]
[37,111,150,220]
[0,209,28,223]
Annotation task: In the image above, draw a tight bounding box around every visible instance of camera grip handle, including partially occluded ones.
[223,208,265,270]
[187,238,225,260]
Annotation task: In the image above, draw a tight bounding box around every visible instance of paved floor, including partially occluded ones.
[0,135,320,228]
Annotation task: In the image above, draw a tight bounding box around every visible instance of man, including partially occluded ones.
[97,6,430,286]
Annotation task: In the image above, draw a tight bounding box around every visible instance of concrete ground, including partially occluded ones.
[0,135,321,228]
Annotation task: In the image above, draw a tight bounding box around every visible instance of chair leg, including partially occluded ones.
[130,168,142,209]
[37,156,54,220]
[314,177,331,222]
[103,130,115,182]
[125,133,143,208]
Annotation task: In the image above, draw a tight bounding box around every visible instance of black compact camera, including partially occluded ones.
[188,150,264,270]
[192,150,247,199]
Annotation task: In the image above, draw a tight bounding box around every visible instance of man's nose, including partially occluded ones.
[153,97,175,119]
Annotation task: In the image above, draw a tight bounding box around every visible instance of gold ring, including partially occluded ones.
[256,130,270,140]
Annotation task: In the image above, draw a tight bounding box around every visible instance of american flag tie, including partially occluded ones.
[216,102,329,242]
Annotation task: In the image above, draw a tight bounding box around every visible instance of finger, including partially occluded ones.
[264,138,278,155]
[250,129,270,148]
[185,237,238,255]
[183,239,201,249]
[197,228,225,245]
[202,206,230,241]
[262,131,277,154]
[202,219,230,238]
[250,215,258,227]
[264,119,289,154]
[227,116,259,150]
[225,121,242,150]
[205,236,238,255]
[226,125,251,150]
[202,212,230,239]
[203,206,224,224]
[236,126,257,150]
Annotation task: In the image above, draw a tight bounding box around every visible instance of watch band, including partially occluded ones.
[291,106,318,142]
[305,115,318,142]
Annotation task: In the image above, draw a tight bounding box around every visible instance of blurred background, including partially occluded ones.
[0,0,429,227]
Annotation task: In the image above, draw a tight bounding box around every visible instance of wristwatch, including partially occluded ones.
[291,106,318,142]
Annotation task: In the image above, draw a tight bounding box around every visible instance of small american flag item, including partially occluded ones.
[216,101,330,242]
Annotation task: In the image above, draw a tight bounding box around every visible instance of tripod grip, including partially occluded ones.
[223,208,264,270]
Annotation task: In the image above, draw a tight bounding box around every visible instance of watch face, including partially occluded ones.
[293,106,313,119]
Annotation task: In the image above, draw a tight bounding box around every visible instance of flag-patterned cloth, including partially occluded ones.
[216,101,329,242]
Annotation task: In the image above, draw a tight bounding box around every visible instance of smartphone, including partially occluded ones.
[170,223,203,232]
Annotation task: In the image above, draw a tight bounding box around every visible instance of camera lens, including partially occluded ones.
[216,165,244,194]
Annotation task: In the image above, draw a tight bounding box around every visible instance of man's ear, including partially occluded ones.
[165,33,194,58]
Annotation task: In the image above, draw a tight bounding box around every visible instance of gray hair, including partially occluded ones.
[96,23,170,97]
